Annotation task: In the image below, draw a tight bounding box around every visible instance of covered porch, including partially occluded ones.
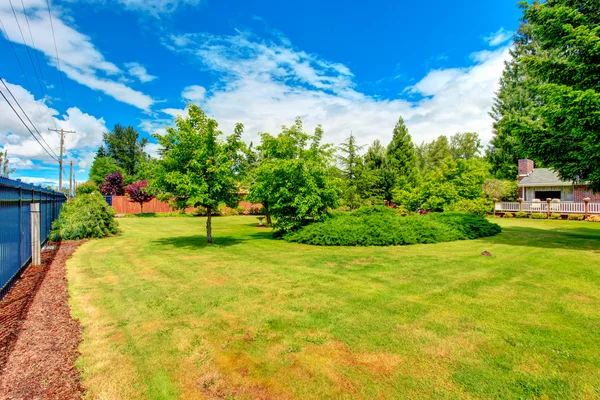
[495,200,600,215]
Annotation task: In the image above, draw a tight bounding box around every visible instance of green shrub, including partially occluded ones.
[549,213,562,220]
[444,198,493,217]
[568,214,585,221]
[530,213,547,219]
[515,211,528,219]
[284,209,500,246]
[503,212,514,218]
[49,192,119,241]
[75,181,98,195]
[192,206,220,216]
[221,207,239,216]
[236,205,246,214]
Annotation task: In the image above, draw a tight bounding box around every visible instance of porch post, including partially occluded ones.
[583,197,590,220]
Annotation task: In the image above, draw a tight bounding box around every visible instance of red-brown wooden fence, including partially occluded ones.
[108,196,259,215]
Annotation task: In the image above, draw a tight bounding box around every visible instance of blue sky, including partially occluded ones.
[0,0,522,187]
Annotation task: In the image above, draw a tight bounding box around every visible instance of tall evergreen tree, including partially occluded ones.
[103,124,149,177]
[338,133,364,180]
[386,117,420,191]
[423,136,451,172]
[450,132,482,160]
[493,0,600,188]
[487,23,536,179]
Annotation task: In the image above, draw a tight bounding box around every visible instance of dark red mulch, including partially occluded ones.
[0,241,84,400]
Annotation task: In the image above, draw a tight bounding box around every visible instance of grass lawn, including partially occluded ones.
[67,216,600,399]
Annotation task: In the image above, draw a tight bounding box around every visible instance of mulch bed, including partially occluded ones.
[0,241,84,400]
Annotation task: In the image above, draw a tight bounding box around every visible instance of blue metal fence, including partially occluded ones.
[0,177,67,298]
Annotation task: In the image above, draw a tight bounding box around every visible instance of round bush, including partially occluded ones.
[49,192,120,241]
[284,208,501,246]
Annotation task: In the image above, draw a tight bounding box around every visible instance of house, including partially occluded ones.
[517,159,600,202]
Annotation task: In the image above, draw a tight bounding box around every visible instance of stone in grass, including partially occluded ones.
[481,251,492,257]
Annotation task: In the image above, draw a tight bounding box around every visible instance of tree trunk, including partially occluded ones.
[206,208,213,244]
[140,202,143,213]
[265,208,272,226]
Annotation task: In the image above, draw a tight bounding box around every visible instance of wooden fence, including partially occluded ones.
[106,196,260,215]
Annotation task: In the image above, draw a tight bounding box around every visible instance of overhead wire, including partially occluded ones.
[7,0,47,100]
[0,15,58,131]
[0,77,59,160]
[0,87,59,162]
[45,0,68,104]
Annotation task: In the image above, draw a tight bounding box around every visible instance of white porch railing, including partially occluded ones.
[495,202,600,214]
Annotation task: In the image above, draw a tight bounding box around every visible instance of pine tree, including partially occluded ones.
[487,25,536,179]
[495,0,600,189]
[386,117,420,191]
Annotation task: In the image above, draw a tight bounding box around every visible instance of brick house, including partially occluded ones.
[517,159,600,202]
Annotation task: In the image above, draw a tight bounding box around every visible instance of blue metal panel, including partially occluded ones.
[0,177,67,297]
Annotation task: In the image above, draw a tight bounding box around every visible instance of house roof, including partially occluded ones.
[519,168,573,187]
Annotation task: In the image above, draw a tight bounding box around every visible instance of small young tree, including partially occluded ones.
[99,172,125,196]
[153,105,240,244]
[125,180,155,212]
[248,119,339,233]
[0,150,15,177]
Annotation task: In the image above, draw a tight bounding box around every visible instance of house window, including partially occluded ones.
[534,190,561,200]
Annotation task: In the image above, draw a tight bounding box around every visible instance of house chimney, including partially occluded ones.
[518,159,534,178]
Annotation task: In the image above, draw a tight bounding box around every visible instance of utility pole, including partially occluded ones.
[69,160,73,198]
[48,128,76,190]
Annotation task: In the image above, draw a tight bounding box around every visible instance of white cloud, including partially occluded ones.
[0,0,154,110]
[164,31,510,148]
[485,28,513,47]
[125,62,157,83]
[0,80,107,169]
[113,0,202,15]
[181,85,206,102]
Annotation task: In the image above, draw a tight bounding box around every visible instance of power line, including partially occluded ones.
[0,15,57,131]
[7,0,47,101]
[19,0,49,99]
[45,0,68,104]
[0,87,59,162]
[0,77,59,160]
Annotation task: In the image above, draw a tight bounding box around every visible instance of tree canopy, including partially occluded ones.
[492,0,600,189]
[248,118,339,233]
[152,105,241,243]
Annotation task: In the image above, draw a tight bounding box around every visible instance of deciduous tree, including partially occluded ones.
[153,105,240,244]
[125,180,155,212]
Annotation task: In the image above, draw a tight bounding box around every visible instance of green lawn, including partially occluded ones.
[67,216,600,399]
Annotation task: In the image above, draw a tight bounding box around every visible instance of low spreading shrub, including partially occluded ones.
[587,215,600,222]
[284,208,500,246]
[236,205,246,214]
[549,213,562,220]
[568,214,585,221]
[503,212,514,218]
[515,211,528,219]
[530,213,547,219]
[49,192,119,241]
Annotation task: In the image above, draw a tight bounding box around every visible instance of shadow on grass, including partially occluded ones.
[152,231,275,249]
[481,225,600,251]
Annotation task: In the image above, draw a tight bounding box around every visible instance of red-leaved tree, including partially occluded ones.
[99,172,125,196]
[125,180,155,212]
